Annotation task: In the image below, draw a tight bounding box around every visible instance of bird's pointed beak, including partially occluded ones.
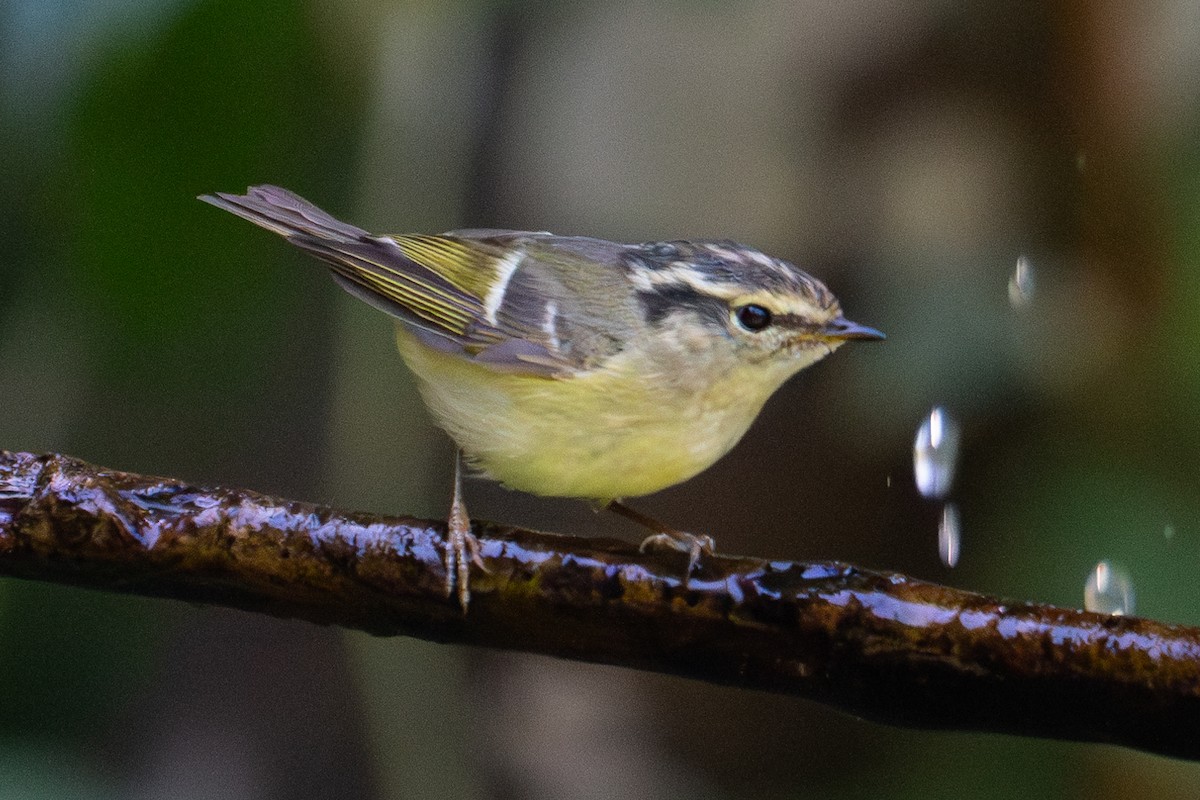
[821,316,886,341]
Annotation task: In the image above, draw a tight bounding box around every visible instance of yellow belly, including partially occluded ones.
[394,326,811,502]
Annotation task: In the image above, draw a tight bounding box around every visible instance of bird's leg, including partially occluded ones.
[445,450,486,612]
[606,500,715,581]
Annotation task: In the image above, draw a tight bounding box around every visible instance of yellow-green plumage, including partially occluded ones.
[199,185,881,505]
[395,315,825,502]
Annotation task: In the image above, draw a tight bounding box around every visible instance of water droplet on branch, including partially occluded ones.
[1084,561,1135,616]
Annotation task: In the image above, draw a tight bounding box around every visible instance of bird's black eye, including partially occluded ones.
[735,304,773,332]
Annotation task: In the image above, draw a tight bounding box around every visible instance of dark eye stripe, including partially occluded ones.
[637,286,728,328]
[772,312,822,330]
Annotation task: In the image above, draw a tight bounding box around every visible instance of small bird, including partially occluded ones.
[200,185,883,610]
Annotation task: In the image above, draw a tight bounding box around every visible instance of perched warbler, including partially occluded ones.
[201,185,883,609]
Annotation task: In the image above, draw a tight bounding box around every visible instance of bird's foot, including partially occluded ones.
[605,499,714,586]
[445,451,488,612]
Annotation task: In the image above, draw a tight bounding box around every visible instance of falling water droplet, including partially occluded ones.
[1008,255,1035,308]
[913,406,960,499]
[1084,561,1135,616]
[1164,523,1175,540]
[938,503,960,567]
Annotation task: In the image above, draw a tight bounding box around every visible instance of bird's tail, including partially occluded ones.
[200,185,490,345]
[198,185,368,243]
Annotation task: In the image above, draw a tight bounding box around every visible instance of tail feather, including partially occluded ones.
[201,184,480,339]
[201,184,573,377]
[198,185,369,243]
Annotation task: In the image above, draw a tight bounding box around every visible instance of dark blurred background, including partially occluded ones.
[3,1,1200,797]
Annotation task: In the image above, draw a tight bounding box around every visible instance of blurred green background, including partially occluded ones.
[3,0,1200,797]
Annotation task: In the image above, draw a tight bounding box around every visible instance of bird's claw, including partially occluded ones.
[445,482,488,613]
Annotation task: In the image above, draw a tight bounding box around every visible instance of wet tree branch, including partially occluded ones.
[1,450,1198,760]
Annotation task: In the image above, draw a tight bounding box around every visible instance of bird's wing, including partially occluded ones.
[199,185,584,377]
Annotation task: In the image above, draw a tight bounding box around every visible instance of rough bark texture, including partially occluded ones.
[2,450,1198,760]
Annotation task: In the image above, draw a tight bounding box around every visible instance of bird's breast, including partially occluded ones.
[394,325,806,501]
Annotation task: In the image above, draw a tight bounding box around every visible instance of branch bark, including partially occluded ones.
[2,449,1198,760]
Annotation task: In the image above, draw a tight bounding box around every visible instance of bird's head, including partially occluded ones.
[624,240,883,369]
